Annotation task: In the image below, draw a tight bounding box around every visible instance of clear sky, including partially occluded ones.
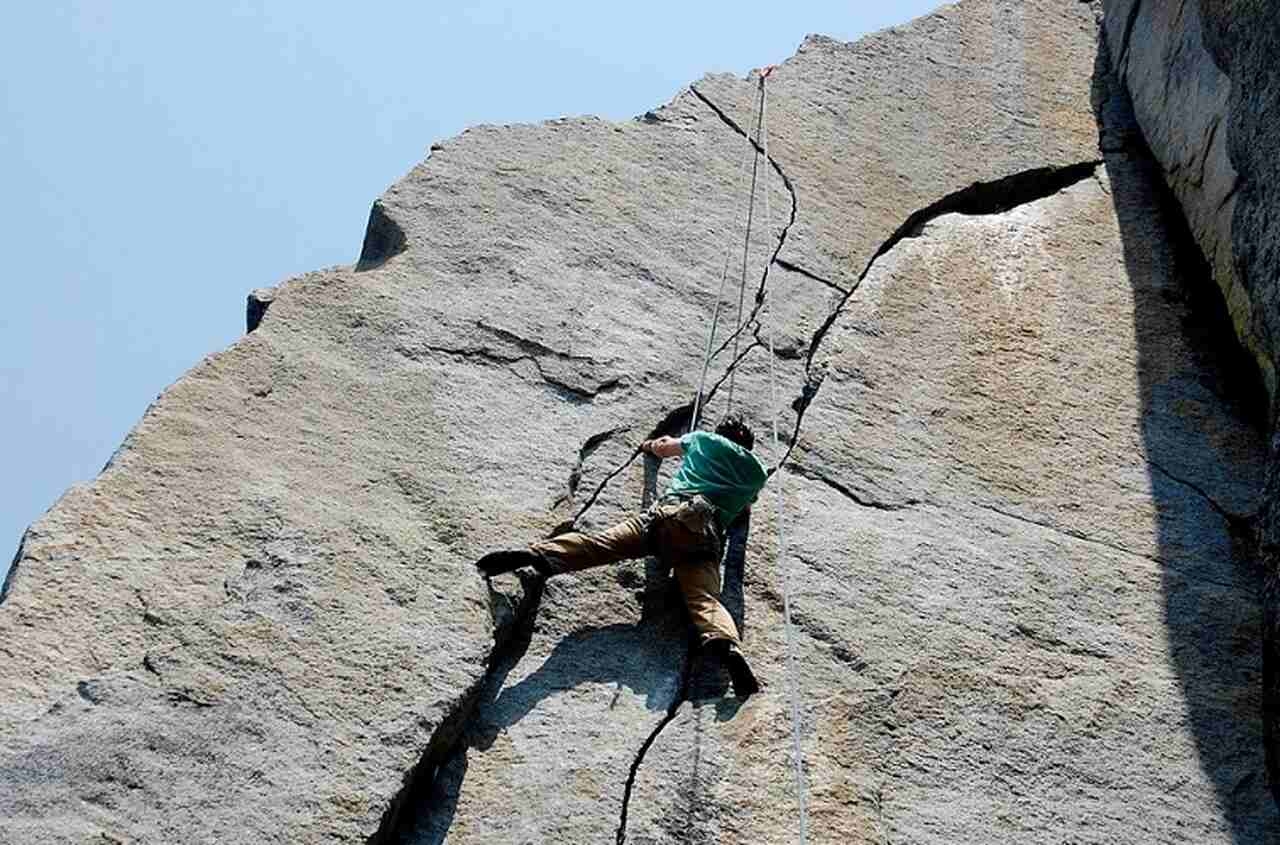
[0,2,945,574]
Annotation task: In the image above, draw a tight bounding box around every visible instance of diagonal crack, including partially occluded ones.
[1147,460,1261,567]
[775,160,1104,470]
[802,160,1103,371]
[688,83,800,384]
[978,503,1243,592]
[775,257,850,295]
[371,573,546,843]
[567,403,697,528]
[789,462,921,512]
[1148,459,1257,524]
[615,650,693,844]
[554,427,630,509]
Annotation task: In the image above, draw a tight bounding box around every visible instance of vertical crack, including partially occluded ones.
[688,83,800,376]
[615,649,693,844]
[1,531,26,606]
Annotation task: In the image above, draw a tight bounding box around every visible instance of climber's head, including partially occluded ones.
[715,413,755,451]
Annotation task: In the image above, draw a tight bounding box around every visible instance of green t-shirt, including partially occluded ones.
[666,431,769,528]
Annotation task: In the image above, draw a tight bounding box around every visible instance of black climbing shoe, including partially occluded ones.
[709,640,761,699]
[476,549,549,577]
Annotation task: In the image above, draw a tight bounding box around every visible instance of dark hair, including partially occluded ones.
[715,413,755,451]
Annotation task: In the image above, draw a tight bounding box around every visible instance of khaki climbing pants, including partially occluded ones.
[531,495,740,648]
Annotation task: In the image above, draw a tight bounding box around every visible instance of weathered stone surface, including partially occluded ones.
[246,286,277,333]
[1103,0,1260,392]
[627,158,1277,844]
[692,0,1104,294]
[3,0,1277,842]
[1104,0,1280,811]
[1197,0,1280,405]
[0,92,772,841]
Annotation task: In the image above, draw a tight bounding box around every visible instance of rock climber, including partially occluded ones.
[476,412,767,698]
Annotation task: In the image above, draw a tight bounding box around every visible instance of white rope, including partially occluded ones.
[690,88,760,433]
[726,82,769,412]
[758,73,810,845]
[687,74,809,841]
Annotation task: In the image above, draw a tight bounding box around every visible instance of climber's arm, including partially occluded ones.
[641,436,683,459]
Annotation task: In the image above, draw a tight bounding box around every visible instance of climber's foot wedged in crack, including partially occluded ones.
[707,639,761,699]
[476,549,551,578]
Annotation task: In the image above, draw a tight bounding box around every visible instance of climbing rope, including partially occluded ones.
[725,78,770,412]
[690,90,760,433]
[688,67,810,845]
[759,71,810,845]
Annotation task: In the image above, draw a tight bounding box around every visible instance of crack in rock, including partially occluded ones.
[595,148,1107,844]
[789,461,921,512]
[979,503,1241,591]
[372,574,546,844]
[1,531,25,606]
[555,427,630,509]
[615,650,694,845]
[568,403,699,528]
[1148,460,1261,567]
[777,160,1105,468]
[688,83,800,377]
[476,320,601,364]
[1148,458,1257,524]
[389,95,1109,845]
[775,257,851,295]
[390,401,704,842]
[394,341,621,403]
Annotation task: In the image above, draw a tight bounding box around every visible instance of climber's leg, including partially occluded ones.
[654,498,760,697]
[527,512,652,575]
[675,559,760,697]
[672,554,740,648]
[648,498,738,646]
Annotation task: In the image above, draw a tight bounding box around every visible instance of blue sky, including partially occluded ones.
[0,2,943,571]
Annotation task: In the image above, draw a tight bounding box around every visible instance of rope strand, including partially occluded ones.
[691,87,760,433]
[726,80,769,412]
[759,76,810,845]
[687,72,809,842]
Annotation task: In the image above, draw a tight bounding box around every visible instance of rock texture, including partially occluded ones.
[626,157,1274,845]
[3,0,1277,843]
[1103,0,1280,812]
[1102,0,1265,395]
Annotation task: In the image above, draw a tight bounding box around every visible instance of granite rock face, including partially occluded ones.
[2,0,1277,843]
[626,156,1274,845]
[1102,0,1267,395]
[1103,0,1280,812]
